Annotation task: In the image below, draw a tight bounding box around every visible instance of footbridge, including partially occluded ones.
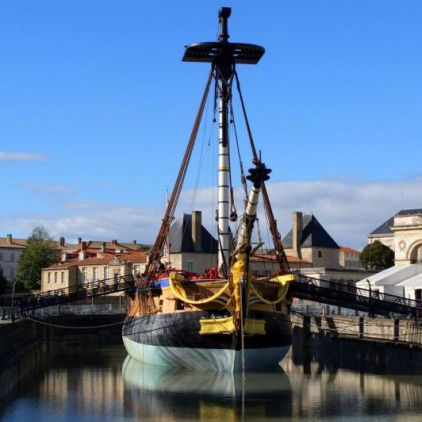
[2,273,421,319]
[291,275,422,318]
[2,275,137,316]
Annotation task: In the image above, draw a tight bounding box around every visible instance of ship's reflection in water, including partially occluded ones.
[2,346,422,421]
[122,356,292,420]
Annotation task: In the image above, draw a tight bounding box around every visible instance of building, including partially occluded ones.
[0,234,27,281]
[41,241,147,294]
[358,208,422,299]
[339,246,362,269]
[282,212,341,268]
[368,208,422,266]
[165,211,219,274]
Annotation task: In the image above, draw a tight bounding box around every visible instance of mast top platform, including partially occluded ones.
[182,7,265,65]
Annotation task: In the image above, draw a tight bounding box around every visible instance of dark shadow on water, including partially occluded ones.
[292,328,422,375]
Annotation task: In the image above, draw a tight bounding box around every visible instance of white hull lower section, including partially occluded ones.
[122,336,290,372]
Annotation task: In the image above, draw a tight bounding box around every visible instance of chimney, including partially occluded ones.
[59,236,65,247]
[292,211,303,259]
[61,252,68,261]
[81,241,87,251]
[192,211,202,251]
[77,237,82,244]
[6,234,12,244]
[112,239,117,245]
[133,240,137,245]
[101,242,106,253]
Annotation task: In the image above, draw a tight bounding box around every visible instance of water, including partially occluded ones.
[1,345,422,422]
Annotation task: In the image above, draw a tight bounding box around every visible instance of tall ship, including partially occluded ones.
[122,7,295,372]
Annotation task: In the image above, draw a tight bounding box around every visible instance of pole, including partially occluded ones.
[11,280,16,322]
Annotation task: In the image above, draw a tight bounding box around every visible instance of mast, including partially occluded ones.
[183,7,265,274]
[216,8,232,274]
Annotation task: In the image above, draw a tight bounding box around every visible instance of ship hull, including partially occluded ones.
[122,311,291,372]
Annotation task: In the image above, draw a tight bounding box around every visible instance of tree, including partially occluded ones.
[0,267,7,295]
[16,226,60,290]
[359,240,394,270]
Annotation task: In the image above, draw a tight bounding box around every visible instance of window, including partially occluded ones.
[105,266,110,280]
[0,253,3,261]
[114,269,121,283]
[9,268,14,278]
[10,253,14,262]
[82,267,88,283]
[48,273,51,283]
[133,265,140,276]
[93,267,98,282]
[318,250,322,258]
[61,272,64,283]
[54,272,57,283]
[186,261,194,272]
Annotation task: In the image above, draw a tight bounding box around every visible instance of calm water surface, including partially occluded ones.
[1,345,422,421]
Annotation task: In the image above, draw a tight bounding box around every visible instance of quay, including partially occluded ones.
[292,312,422,372]
[0,313,124,400]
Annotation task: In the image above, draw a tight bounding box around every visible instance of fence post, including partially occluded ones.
[394,318,399,342]
[303,315,312,348]
[359,316,364,339]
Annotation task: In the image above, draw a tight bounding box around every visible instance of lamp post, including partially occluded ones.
[11,279,16,322]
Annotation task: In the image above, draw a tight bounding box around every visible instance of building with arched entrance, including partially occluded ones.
[368,209,422,266]
[360,209,422,300]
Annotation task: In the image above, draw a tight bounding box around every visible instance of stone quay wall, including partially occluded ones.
[291,313,422,346]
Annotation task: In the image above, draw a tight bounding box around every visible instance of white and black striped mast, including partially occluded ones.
[183,7,265,275]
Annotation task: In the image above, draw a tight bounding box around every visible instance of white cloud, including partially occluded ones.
[3,178,422,250]
[26,183,74,195]
[0,151,48,161]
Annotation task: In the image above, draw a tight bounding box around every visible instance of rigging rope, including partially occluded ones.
[144,66,215,283]
[234,69,290,273]
[26,316,125,330]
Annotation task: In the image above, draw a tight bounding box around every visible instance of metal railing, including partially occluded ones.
[291,275,422,317]
[1,274,136,317]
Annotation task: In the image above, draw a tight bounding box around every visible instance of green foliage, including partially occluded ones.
[359,240,395,270]
[0,266,7,295]
[16,226,60,290]
[136,244,151,252]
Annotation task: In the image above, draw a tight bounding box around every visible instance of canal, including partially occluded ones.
[1,341,422,421]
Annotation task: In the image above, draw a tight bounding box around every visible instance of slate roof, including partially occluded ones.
[282,214,339,249]
[396,208,422,216]
[369,216,394,236]
[169,214,218,254]
[369,208,422,236]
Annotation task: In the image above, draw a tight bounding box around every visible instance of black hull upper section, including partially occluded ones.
[122,311,292,351]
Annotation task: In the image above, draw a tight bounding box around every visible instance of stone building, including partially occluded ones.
[0,234,27,281]
[368,208,422,266]
[282,212,341,268]
[359,208,422,300]
[165,211,219,274]
[41,242,147,294]
[339,246,362,269]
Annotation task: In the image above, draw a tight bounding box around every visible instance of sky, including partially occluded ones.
[1,0,421,250]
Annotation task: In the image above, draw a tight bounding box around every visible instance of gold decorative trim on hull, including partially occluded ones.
[199,317,236,335]
[244,318,266,335]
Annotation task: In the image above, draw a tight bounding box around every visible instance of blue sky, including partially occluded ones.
[1,1,421,249]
